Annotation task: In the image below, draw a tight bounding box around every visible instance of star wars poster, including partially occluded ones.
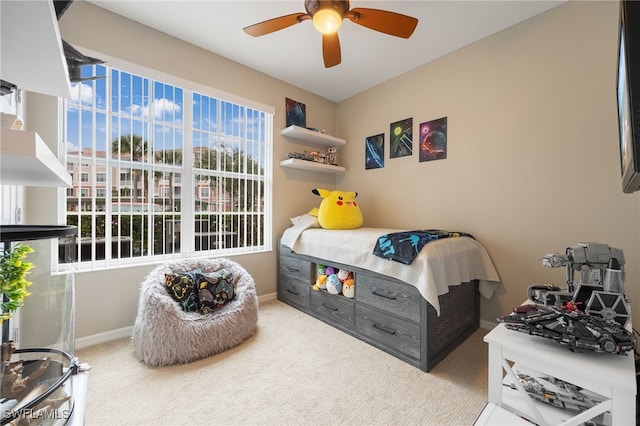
[390,118,413,158]
[419,117,447,162]
[365,133,385,170]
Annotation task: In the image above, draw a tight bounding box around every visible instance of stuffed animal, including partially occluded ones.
[325,274,342,295]
[342,277,355,298]
[337,269,350,282]
[313,274,327,291]
[325,266,336,276]
[309,188,363,230]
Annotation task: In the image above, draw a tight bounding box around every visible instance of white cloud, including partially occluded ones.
[70,83,94,104]
[65,140,79,152]
[129,98,181,119]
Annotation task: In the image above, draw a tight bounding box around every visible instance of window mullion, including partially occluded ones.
[182,90,195,253]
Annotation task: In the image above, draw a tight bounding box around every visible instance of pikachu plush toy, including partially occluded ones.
[309,188,363,230]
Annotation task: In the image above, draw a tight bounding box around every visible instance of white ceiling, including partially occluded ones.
[86,0,566,103]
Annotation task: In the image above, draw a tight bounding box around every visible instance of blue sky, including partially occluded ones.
[66,64,268,164]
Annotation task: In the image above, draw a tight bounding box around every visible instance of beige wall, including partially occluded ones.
[47,0,640,339]
[55,1,339,338]
[338,1,640,329]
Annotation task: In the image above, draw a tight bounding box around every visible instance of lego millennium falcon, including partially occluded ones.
[498,304,636,354]
[507,372,604,415]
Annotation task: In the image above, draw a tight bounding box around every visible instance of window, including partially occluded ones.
[62,61,273,270]
[199,186,210,199]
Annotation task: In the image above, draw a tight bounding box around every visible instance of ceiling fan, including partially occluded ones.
[243,0,418,68]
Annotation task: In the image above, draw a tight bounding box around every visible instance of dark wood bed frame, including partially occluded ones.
[277,242,480,372]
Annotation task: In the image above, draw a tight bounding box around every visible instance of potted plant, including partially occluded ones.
[0,243,34,322]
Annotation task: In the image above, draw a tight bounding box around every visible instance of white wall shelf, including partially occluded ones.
[280,125,346,174]
[1,128,72,187]
[279,158,345,173]
[0,0,71,99]
[281,125,346,149]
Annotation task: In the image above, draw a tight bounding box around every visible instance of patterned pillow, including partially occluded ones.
[164,270,200,312]
[197,269,236,314]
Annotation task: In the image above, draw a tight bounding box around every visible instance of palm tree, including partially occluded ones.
[155,149,182,212]
[112,134,148,204]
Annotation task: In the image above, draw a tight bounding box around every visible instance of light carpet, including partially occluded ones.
[76,299,489,425]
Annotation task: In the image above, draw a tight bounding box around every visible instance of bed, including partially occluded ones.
[278,214,502,371]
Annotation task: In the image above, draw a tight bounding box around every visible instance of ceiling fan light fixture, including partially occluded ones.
[312,8,342,34]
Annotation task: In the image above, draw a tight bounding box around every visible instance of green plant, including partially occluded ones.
[0,243,34,322]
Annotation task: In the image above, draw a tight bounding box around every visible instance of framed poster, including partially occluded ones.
[419,116,447,162]
[285,98,306,128]
[365,133,385,170]
[390,118,413,158]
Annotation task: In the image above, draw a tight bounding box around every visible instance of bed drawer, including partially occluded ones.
[355,304,421,360]
[356,272,421,323]
[278,248,313,310]
[310,290,354,331]
[278,276,311,310]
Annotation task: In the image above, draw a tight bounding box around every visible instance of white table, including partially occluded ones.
[483,322,636,426]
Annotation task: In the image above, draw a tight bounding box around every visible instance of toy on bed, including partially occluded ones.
[309,188,363,230]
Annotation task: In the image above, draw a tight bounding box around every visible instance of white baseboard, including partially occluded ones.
[259,292,277,303]
[75,326,133,350]
[74,292,279,350]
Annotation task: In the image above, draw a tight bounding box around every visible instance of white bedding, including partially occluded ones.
[281,214,501,315]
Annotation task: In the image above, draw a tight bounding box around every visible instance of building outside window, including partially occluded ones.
[62,61,273,269]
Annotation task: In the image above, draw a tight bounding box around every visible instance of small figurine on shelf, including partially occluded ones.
[327,147,337,166]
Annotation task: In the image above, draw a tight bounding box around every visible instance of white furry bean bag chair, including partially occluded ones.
[132,258,259,366]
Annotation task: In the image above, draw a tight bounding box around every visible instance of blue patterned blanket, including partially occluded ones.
[373,229,475,265]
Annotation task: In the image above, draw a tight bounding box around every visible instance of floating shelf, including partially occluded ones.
[1,128,72,187]
[281,125,346,149]
[279,158,346,173]
[0,0,71,98]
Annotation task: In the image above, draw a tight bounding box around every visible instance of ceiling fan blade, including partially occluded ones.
[243,13,309,37]
[347,8,418,39]
[322,32,341,68]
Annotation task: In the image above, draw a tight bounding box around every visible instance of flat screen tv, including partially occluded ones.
[617,1,640,193]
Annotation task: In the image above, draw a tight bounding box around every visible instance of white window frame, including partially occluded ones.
[60,51,273,271]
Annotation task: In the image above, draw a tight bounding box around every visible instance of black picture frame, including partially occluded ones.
[617,1,640,193]
[285,98,306,128]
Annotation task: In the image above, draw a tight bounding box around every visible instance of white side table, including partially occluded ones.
[484,323,636,426]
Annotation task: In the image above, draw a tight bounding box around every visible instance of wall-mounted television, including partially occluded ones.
[617,0,640,193]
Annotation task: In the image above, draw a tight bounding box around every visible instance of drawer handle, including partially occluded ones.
[372,323,396,335]
[286,288,300,296]
[321,303,338,312]
[286,266,301,273]
[371,289,396,300]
